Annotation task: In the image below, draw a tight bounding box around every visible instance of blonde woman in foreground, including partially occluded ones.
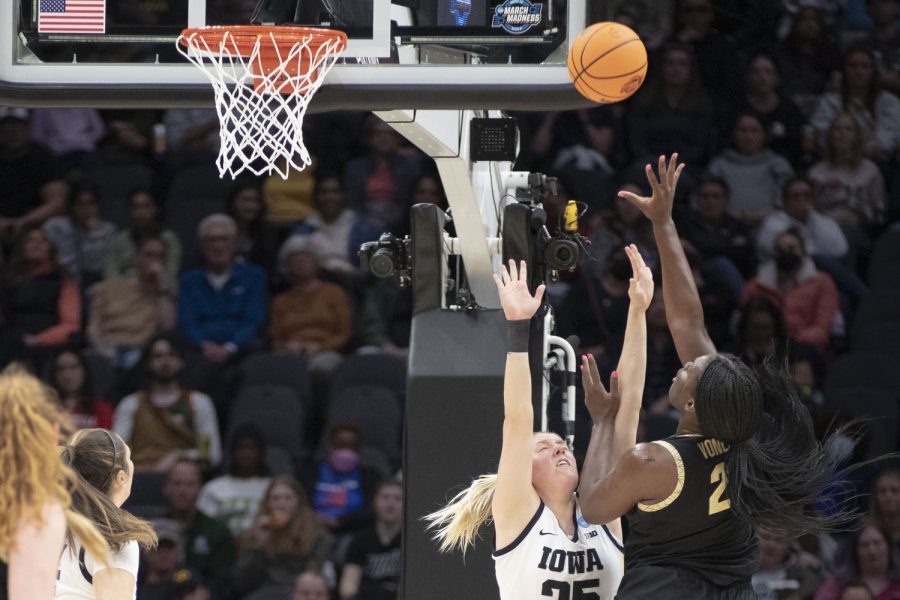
[425,246,653,600]
[56,429,158,600]
[0,365,108,600]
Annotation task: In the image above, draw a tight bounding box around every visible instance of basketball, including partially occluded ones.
[567,22,648,104]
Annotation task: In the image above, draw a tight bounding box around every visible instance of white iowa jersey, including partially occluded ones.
[493,500,623,600]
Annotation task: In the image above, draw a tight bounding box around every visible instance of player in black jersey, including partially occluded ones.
[576,154,856,600]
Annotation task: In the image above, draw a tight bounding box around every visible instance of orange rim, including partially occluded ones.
[178,25,348,57]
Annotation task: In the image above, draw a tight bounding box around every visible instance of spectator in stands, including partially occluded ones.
[227,180,272,269]
[808,113,887,248]
[815,521,900,600]
[163,459,235,598]
[197,424,272,536]
[290,173,371,282]
[810,46,900,162]
[262,157,317,224]
[88,235,176,369]
[112,333,222,472]
[752,527,823,599]
[670,0,740,106]
[234,476,333,598]
[587,185,658,277]
[172,568,210,600]
[707,112,795,224]
[305,423,380,539]
[0,107,66,248]
[43,179,117,289]
[137,519,182,600]
[731,52,807,168]
[558,247,632,371]
[30,108,105,174]
[49,348,114,431]
[271,235,352,373]
[0,226,80,368]
[292,570,330,600]
[790,343,827,412]
[742,228,840,353]
[178,214,267,363]
[757,177,868,310]
[862,0,900,96]
[358,277,413,356]
[104,188,182,284]
[97,110,156,167]
[342,115,422,231]
[728,297,789,369]
[679,175,756,297]
[625,42,716,172]
[757,177,849,262]
[605,0,674,50]
[338,479,402,600]
[777,6,842,116]
[870,468,900,544]
[163,109,219,166]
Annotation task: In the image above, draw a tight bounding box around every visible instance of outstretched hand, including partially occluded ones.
[581,353,619,424]
[493,260,546,321]
[618,153,684,225]
[625,244,654,312]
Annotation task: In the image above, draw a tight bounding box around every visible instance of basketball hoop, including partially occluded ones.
[177,25,348,179]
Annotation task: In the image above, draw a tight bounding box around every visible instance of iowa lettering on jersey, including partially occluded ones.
[537,546,605,574]
[697,438,730,460]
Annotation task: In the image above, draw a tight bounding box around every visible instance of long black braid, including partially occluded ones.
[694,353,857,535]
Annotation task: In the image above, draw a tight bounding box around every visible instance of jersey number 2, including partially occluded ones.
[708,462,731,515]
[541,578,601,600]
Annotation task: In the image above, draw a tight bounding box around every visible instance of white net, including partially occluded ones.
[176,26,347,179]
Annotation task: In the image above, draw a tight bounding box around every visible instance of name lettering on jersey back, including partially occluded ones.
[537,546,604,574]
[697,438,730,460]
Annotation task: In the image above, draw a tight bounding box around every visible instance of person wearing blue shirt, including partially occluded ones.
[177,214,267,363]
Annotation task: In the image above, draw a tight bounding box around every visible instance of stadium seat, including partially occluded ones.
[851,290,900,336]
[824,387,898,459]
[824,352,900,400]
[238,352,312,402]
[851,322,900,357]
[330,354,407,404]
[91,163,153,228]
[229,385,309,461]
[325,386,402,467]
[868,225,900,291]
[121,472,168,519]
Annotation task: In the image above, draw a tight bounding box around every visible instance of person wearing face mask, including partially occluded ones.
[741,228,839,353]
[303,423,381,541]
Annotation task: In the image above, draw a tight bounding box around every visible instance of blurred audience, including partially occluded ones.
[741,228,840,352]
[30,108,105,174]
[43,179,117,289]
[137,519,183,600]
[235,476,333,598]
[815,521,900,600]
[777,6,842,116]
[88,235,176,369]
[0,226,80,368]
[113,334,222,472]
[870,468,900,544]
[227,180,273,270]
[197,424,272,536]
[292,570,330,600]
[728,297,790,368]
[0,107,66,248]
[752,527,823,600]
[338,479,403,600]
[104,188,182,283]
[164,459,235,596]
[178,214,267,362]
[49,348,114,430]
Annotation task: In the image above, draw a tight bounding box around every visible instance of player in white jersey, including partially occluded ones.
[426,245,653,600]
[56,429,157,600]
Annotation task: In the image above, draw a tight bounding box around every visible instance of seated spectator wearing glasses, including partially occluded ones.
[112,334,222,473]
[178,214,267,364]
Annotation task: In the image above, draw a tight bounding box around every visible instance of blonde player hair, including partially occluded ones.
[0,364,109,564]
[424,473,498,556]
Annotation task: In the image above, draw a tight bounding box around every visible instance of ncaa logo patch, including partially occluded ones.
[492,0,543,34]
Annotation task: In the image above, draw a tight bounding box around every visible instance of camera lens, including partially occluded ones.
[546,239,579,271]
[369,248,398,278]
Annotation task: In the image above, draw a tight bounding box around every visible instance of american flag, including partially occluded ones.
[38,0,106,34]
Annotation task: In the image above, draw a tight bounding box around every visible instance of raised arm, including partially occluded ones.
[619,154,716,364]
[491,260,546,550]
[578,244,652,536]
